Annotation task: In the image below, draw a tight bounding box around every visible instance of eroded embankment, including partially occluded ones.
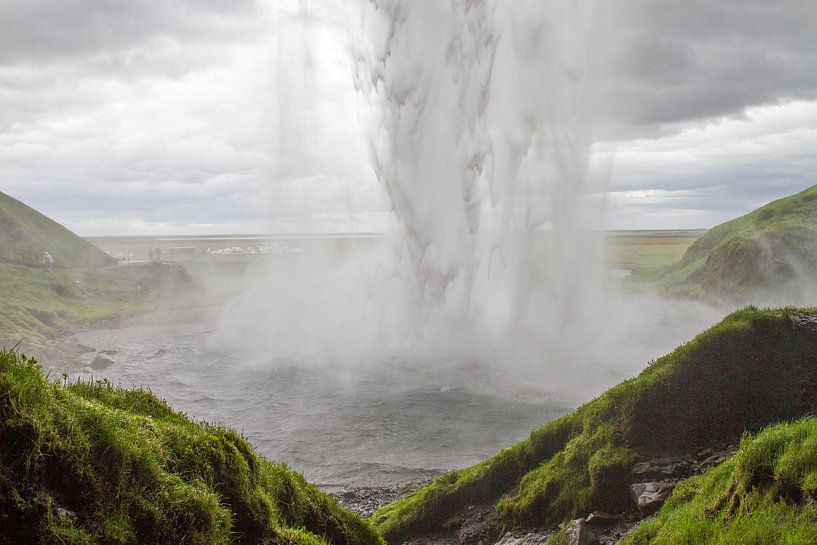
[372,307,817,543]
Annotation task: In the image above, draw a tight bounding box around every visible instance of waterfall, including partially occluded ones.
[353,0,605,373]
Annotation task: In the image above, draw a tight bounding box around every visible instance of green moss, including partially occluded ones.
[622,418,817,545]
[372,307,817,541]
[496,425,628,525]
[0,351,383,545]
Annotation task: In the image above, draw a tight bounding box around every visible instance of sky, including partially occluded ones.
[0,0,815,235]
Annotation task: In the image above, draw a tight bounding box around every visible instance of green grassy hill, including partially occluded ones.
[372,308,817,542]
[643,184,817,303]
[0,261,196,355]
[0,191,197,356]
[0,191,114,269]
[0,350,383,545]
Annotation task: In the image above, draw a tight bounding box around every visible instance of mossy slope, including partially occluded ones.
[643,184,817,303]
[623,417,817,545]
[0,191,114,269]
[372,308,817,541]
[0,351,383,545]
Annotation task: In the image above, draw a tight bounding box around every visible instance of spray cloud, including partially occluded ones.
[348,0,606,375]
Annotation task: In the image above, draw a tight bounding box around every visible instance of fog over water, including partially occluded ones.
[75,236,723,487]
[74,1,732,486]
[230,1,692,390]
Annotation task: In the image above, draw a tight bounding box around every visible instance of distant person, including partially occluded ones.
[148,248,154,261]
[155,247,162,261]
[42,251,54,271]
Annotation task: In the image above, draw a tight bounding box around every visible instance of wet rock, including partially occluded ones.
[55,506,77,520]
[792,313,817,330]
[631,458,691,480]
[90,354,114,370]
[584,511,621,527]
[552,518,599,545]
[494,531,551,545]
[494,532,522,545]
[630,482,675,516]
[698,449,736,471]
[686,445,738,474]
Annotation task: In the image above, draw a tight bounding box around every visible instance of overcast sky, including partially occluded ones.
[0,0,815,235]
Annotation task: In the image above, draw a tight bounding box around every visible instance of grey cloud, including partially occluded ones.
[613,179,812,223]
[0,0,272,134]
[0,0,815,233]
[597,0,817,137]
[6,177,274,232]
[610,153,817,215]
[0,0,262,65]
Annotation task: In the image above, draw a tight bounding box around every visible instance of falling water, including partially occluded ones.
[352,0,606,380]
[65,0,728,489]
[352,1,498,319]
[73,1,725,488]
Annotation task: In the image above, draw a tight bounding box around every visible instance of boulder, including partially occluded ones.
[696,447,738,471]
[550,518,599,545]
[631,457,691,480]
[630,482,675,516]
[90,354,114,370]
[584,511,621,527]
[55,506,77,520]
[494,532,550,545]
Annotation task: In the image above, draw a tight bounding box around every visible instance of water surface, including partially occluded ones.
[74,316,568,486]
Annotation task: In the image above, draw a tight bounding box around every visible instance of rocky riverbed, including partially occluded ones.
[328,481,435,518]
